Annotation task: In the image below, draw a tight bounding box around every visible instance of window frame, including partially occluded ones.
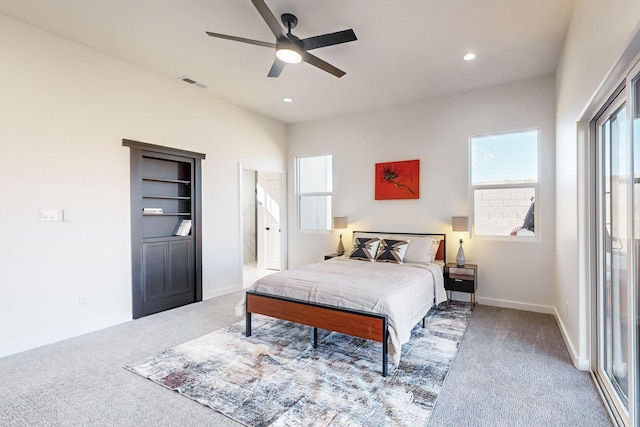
[295,153,333,232]
[470,128,540,241]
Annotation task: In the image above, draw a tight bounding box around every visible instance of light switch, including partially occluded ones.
[40,209,58,221]
[63,209,71,222]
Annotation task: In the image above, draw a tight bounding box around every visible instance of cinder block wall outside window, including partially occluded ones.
[475,188,534,235]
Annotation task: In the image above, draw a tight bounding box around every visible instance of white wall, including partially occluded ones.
[288,76,556,313]
[555,1,640,369]
[0,15,286,357]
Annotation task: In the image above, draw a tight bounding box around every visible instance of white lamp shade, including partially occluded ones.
[333,216,348,229]
[452,216,469,232]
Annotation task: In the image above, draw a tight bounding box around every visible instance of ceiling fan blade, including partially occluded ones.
[267,59,285,77]
[206,31,275,48]
[301,51,346,78]
[251,0,287,40]
[301,29,357,51]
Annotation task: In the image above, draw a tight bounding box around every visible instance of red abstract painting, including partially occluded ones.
[375,159,420,200]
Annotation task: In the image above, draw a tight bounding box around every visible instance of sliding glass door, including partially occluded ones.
[594,65,640,426]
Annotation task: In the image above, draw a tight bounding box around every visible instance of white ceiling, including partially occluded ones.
[0,0,575,124]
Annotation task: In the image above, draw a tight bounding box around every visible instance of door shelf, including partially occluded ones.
[144,235,192,243]
[142,212,191,216]
[142,176,191,185]
[143,195,191,200]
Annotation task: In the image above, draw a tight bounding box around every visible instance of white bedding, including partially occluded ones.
[243,257,447,366]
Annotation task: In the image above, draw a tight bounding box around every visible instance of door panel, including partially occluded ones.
[143,242,169,301]
[169,240,194,292]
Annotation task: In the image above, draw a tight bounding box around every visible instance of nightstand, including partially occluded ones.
[324,253,340,260]
[444,263,478,310]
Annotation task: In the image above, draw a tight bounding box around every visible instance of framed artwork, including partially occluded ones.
[375,159,420,200]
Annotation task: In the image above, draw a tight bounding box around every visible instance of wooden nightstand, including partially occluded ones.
[444,263,478,310]
[324,253,340,260]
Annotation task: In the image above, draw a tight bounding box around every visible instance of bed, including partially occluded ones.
[243,232,447,376]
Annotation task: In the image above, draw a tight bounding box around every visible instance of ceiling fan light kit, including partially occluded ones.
[206,0,357,77]
[276,43,302,64]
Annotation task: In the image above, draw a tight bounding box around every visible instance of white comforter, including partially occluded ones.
[243,257,447,366]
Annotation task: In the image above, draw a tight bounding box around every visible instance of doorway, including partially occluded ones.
[591,62,640,426]
[241,168,284,288]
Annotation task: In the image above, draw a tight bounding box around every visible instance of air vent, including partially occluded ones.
[178,76,208,89]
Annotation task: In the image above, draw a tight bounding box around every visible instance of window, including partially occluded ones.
[471,129,538,237]
[296,154,332,231]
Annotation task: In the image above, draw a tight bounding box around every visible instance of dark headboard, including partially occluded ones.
[352,231,446,263]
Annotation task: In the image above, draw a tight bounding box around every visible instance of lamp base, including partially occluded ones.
[336,235,345,256]
[456,243,466,267]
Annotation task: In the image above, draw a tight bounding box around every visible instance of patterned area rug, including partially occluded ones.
[126,302,472,426]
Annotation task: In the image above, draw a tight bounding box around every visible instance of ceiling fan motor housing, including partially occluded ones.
[281,13,298,31]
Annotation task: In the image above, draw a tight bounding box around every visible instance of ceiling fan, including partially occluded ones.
[206,0,357,78]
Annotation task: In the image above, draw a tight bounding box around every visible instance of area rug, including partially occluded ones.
[126,302,472,426]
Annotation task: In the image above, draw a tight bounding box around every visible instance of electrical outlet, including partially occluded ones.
[79,296,88,309]
[565,301,569,317]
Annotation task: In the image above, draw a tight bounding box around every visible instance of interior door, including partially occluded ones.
[257,171,282,271]
[124,140,204,319]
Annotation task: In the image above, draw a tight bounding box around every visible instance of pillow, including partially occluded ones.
[429,238,442,261]
[375,239,410,264]
[348,233,382,256]
[349,237,381,262]
[403,236,434,264]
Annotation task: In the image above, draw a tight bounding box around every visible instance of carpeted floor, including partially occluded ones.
[0,291,612,426]
[428,306,613,426]
[127,303,471,426]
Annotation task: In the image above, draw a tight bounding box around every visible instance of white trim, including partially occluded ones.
[475,295,555,314]
[237,163,288,288]
[553,305,591,371]
[203,284,243,301]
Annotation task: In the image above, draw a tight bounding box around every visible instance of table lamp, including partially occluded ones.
[452,216,469,267]
[333,216,348,256]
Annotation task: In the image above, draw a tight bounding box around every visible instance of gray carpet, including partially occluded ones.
[0,292,611,426]
[428,306,613,426]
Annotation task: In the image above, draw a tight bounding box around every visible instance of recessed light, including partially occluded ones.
[283,97,293,103]
[464,53,476,61]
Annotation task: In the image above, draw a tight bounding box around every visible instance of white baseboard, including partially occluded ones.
[203,284,243,301]
[0,313,131,359]
[474,296,555,314]
[552,306,590,371]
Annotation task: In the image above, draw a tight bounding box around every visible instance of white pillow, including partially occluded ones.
[429,238,442,261]
[403,236,434,264]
